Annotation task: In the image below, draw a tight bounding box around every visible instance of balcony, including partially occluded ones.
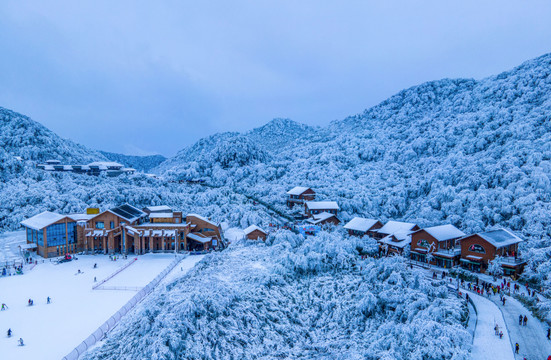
[433,247,461,258]
[500,256,526,266]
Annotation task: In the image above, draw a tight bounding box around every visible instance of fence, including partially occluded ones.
[92,257,138,290]
[61,255,186,360]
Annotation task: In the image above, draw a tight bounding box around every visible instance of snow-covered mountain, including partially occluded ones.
[156,53,551,238]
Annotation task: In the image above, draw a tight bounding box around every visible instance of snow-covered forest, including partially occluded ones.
[83,232,471,360]
[151,53,551,299]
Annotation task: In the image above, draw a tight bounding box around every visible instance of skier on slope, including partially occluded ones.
[1,303,7,311]
[7,328,12,337]
[18,338,24,346]
[47,296,51,304]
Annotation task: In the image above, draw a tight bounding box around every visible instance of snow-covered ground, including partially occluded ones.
[224,227,244,243]
[467,291,515,360]
[0,231,26,265]
[0,231,205,360]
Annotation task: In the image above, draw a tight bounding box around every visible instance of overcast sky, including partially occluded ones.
[1,1,551,156]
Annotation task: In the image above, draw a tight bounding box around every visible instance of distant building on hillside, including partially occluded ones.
[459,229,526,276]
[305,201,339,217]
[286,187,315,208]
[20,204,224,258]
[306,212,340,227]
[36,160,135,176]
[344,217,383,237]
[374,221,419,240]
[244,225,268,241]
[410,224,466,268]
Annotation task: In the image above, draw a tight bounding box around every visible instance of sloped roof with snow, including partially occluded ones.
[307,212,339,225]
[187,233,211,243]
[419,224,465,241]
[377,221,417,235]
[187,214,218,227]
[244,225,267,235]
[477,229,523,248]
[87,161,124,168]
[21,211,67,230]
[343,217,379,232]
[67,213,96,222]
[149,212,174,218]
[306,201,339,210]
[286,186,312,195]
[145,205,172,213]
[380,231,411,248]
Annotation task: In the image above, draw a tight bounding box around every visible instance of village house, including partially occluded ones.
[379,231,412,256]
[305,201,339,217]
[409,224,466,268]
[286,187,315,208]
[21,204,224,258]
[244,225,268,241]
[459,229,526,276]
[374,221,419,240]
[343,217,382,237]
[306,212,341,226]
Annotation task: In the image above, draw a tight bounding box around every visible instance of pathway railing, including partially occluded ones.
[61,255,186,360]
[92,258,138,290]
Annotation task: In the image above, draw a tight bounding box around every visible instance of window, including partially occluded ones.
[468,244,486,254]
[67,222,77,244]
[96,221,105,229]
[418,239,430,248]
[47,223,66,247]
[110,221,115,229]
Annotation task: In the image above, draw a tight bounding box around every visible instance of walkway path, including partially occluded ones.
[490,294,551,359]
[467,291,515,360]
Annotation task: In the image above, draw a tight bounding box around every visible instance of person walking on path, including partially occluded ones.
[519,315,523,325]
[515,343,520,354]
[547,327,550,340]
[523,315,528,326]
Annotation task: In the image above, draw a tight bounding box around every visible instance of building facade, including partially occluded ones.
[410,225,466,269]
[286,187,315,208]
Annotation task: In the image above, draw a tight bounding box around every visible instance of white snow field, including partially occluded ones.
[467,291,515,360]
[0,232,204,360]
[0,231,26,264]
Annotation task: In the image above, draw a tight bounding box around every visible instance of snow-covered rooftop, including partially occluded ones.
[67,213,96,222]
[307,212,338,225]
[106,204,146,222]
[145,205,172,213]
[378,221,417,235]
[187,214,218,227]
[244,225,267,235]
[419,224,465,242]
[477,229,523,248]
[187,233,211,243]
[343,217,379,232]
[306,201,339,210]
[286,186,312,195]
[380,232,411,248]
[21,211,67,230]
[87,161,124,168]
[149,213,174,218]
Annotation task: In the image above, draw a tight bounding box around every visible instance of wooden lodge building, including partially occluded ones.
[410,224,466,269]
[375,221,419,240]
[286,187,315,208]
[344,217,382,237]
[305,201,339,217]
[306,212,341,226]
[244,225,268,241]
[459,229,525,276]
[21,204,224,258]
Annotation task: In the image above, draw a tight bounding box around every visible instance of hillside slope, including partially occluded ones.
[99,151,166,172]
